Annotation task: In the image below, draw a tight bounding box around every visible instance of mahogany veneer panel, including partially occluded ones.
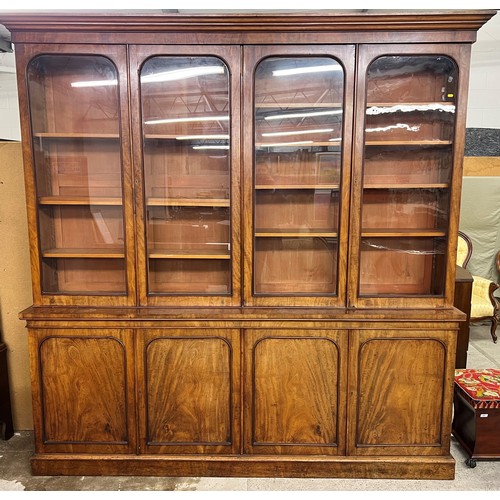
[348,329,455,456]
[139,329,240,455]
[254,238,338,295]
[34,330,136,454]
[245,329,347,455]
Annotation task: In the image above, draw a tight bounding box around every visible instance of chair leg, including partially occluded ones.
[491,315,498,344]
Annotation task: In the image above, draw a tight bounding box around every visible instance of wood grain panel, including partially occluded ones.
[141,330,239,454]
[256,190,339,232]
[39,336,128,444]
[364,147,452,185]
[29,453,456,479]
[43,258,126,294]
[348,329,456,456]
[358,237,439,296]
[254,237,338,295]
[463,156,500,177]
[245,330,347,455]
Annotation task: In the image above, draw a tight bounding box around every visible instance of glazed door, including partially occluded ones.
[349,44,472,308]
[17,44,136,306]
[244,328,347,455]
[243,45,355,307]
[129,46,241,306]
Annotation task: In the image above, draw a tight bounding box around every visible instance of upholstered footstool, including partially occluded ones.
[452,368,500,467]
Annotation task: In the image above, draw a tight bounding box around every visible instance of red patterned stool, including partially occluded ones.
[452,368,500,468]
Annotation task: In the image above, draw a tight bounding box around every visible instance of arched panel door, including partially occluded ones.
[18,43,136,306]
[349,44,472,309]
[243,45,355,307]
[129,45,242,307]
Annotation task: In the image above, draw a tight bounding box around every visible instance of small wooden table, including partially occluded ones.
[454,265,473,368]
[0,341,14,440]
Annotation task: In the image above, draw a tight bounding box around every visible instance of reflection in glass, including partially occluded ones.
[140,56,231,295]
[359,55,458,297]
[253,57,344,295]
[27,55,126,294]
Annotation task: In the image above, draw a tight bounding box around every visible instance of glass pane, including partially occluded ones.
[140,56,231,295]
[27,55,126,295]
[359,55,457,297]
[253,57,344,295]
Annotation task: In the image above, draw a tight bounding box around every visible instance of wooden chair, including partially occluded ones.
[457,231,499,343]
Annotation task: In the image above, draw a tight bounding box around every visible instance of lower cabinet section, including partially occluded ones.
[26,317,458,478]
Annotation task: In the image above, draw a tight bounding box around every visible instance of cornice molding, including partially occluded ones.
[0,10,497,34]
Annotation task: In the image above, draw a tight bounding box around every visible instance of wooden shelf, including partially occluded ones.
[364,183,449,190]
[33,132,119,139]
[361,229,446,237]
[42,248,125,258]
[147,198,230,207]
[257,141,341,148]
[255,229,338,238]
[39,196,123,206]
[256,184,340,190]
[144,134,230,141]
[144,134,180,140]
[148,249,230,260]
[366,102,456,108]
[365,140,452,147]
[256,102,342,108]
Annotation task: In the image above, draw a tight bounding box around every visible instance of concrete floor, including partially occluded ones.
[1,323,499,491]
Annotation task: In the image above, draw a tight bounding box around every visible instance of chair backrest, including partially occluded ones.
[457,231,473,269]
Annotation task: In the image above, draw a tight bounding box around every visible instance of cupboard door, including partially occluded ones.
[243,45,355,307]
[130,46,241,306]
[138,329,240,454]
[347,328,456,456]
[349,44,471,308]
[30,329,136,454]
[244,329,347,455]
[17,44,136,306]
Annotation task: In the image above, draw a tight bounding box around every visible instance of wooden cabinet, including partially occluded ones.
[2,9,496,479]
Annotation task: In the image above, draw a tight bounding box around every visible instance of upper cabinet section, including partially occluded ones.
[243,46,355,307]
[130,46,242,307]
[19,44,136,306]
[7,11,494,309]
[349,44,471,309]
